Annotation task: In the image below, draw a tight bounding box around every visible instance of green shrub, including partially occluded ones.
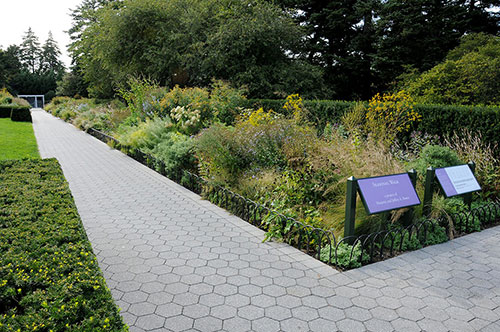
[320,242,369,269]
[10,106,32,122]
[73,108,112,132]
[411,145,462,178]
[147,132,197,177]
[117,117,174,150]
[0,159,127,331]
[0,105,11,118]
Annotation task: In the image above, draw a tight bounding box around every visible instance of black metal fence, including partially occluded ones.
[87,127,500,270]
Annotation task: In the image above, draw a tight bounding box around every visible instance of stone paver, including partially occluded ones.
[32,109,500,331]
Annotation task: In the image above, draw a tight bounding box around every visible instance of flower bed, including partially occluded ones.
[0,159,127,331]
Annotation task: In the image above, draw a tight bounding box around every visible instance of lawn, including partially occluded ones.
[0,118,39,160]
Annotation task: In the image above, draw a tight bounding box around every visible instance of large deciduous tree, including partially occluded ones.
[70,0,322,98]
[402,33,500,105]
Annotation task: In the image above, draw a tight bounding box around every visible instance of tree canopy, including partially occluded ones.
[0,28,64,98]
[66,0,500,100]
[402,33,500,105]
[69,0,322,98]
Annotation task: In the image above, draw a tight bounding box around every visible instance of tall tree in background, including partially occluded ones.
[274,0,379,99]
[0,46,22,91]
[374,0,500,91]
[66,0,500,100]
[69,0,320,98]
[0,29,64,98]
[65,0,119,98]
[19,27,41,74]
[41,32,65,76]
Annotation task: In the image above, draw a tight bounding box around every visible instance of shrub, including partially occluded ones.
[195,123,248,182]
[0,159,127,331]
[73,108,112,132]
[320,242,369,269]
[410,145,463,179]
[170,106,201,135]
[0,105,11,118]
[209,80,247,125]
[118,77,162,120]
[11,97,30,107]
[365,91,421,146]
[0,88,13,105]
[10,106,32,122]
[117,117,174,151]
[146,132,197,177]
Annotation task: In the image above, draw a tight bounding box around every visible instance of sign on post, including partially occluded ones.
[435,164,481,197]
[357,173,421,215]
[344,171,420,241]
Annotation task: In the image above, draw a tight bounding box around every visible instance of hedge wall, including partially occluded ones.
[10,106,32,122]
[244,99,353,131]
[0,105,11,118]
[0,159,127,331]
[245,99,500,149]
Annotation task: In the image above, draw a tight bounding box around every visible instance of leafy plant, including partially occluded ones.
[0,159,127,331]
[366,90,421,146]
[320,242,369,269]
[410,144,462,180]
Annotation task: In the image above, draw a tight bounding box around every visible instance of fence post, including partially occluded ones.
[464,161,476,209]
[402,169,417,226]
[423,167,435,217]
[344,176,357,243]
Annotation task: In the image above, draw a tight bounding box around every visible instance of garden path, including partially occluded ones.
[32,109,500,332]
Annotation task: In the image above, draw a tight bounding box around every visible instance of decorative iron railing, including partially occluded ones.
[87,127,500,270]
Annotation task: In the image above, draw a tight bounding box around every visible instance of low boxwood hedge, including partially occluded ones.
[10,106,32,122]
[0,105,11,118]
[0,159,127,332]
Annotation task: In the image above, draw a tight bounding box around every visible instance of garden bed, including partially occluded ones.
[0,159,127,331]
[88,128,500,270]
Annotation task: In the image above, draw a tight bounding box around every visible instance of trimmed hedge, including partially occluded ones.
[0,105,11,118]
[244,99,353,131]
[245,99,500,149]
[10,106,32,122]
[0,159,127,332]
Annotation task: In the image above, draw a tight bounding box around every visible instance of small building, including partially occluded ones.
[18,95,45,108]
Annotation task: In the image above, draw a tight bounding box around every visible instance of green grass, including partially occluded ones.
[0,118,39,160]
[0,159,128,331]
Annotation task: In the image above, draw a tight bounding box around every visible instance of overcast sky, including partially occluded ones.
[0,0,83,69]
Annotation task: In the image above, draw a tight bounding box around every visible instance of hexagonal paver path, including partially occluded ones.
[32,109,500,331]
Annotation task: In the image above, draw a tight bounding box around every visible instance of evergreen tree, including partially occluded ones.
[41,31,64,76]
[19,27,42,74]
[0,46,22,91]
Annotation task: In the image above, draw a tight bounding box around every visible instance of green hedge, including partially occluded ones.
[244,99,353,131]
[10,106,32,122]
[245,99,500,148]
[0,105,11,118]
[0,159,127,332]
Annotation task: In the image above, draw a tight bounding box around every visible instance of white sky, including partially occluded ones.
[0,0,83,69]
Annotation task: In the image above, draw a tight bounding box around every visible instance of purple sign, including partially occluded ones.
[435,165,481,197]
[357,173,421,215]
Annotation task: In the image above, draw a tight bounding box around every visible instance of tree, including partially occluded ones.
[19,27,42,74]
[70,0,319,98]
[402,34,500,105]
[375,0,500,91]
[41,32,65,76]
[0,46,22,91]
